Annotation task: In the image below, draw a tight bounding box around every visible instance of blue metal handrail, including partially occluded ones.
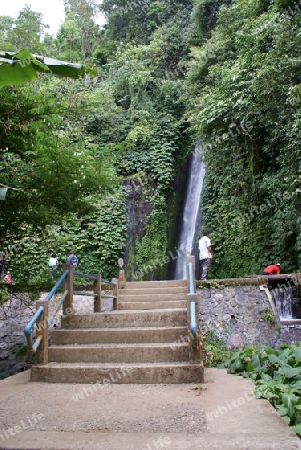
[24,270,70,352]
[188,262,195,295]
[187,261,197,334]
[45,270,69,301]
[24,306,44,349]
[23,266,114,354]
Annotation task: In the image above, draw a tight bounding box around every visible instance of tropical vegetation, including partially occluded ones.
[222,344,301,437]
[0,0,300,286]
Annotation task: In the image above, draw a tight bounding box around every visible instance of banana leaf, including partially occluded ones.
[0,49,85,87]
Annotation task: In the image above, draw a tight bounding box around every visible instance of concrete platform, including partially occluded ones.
[1,368,300,450]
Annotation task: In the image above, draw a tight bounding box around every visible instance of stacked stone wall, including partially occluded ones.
[197,283,301,348]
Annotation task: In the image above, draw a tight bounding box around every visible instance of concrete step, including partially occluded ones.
[118,301,187,310]
[30,361,204,384]
[52,326,188,345]
[118,293,186,302]
[119,280,187,289]
[62,309,187,329]
[118,286,187,295]
[48,343,189,364]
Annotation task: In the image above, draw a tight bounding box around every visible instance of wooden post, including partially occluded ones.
[63,264,73,315]
[94,274,102,312]
[112,278,118,310]
[35,300,48,365]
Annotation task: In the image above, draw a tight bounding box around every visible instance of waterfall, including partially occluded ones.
[271,285,294,320]
[175,143,205,280]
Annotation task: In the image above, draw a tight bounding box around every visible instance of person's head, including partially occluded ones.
[276,263,281,268]
[70,250,74,255]
[51,253,56,258]
[203,230,210,236]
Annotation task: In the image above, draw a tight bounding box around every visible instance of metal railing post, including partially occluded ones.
[185,255,202,363]
[35,300,48,365]
[63,264,73,314]
[186,254,196,293]
[94,274,102,312]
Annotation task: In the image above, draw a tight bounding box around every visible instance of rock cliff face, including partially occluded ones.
[123,179,153,281]
[123,158,189,281]
[0,297,35,378]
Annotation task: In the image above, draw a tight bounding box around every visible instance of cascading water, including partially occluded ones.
[175,143,205,280]
[272,286,293,320]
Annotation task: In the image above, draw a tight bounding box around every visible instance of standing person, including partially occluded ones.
[198,230,213,280]
[263,263,281,275]
[0,252,4,280]
[48,252,59,271]
[66,250,78,269]
[4,271,12,283]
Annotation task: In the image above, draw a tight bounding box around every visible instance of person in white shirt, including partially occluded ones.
[48,253,59,271]
[198,230,213,280]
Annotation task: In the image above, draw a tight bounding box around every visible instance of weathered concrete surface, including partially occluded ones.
[62,309,188,328]
[52,326,188,345]
[0,368,300,450]
[30,362,203,384]
[118,300,187,310]
[48,342,190,363]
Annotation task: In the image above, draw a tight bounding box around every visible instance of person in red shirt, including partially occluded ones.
[263,263,281,275]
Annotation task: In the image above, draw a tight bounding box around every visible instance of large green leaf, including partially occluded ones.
[291,424,301,437]
[0,49,85,87]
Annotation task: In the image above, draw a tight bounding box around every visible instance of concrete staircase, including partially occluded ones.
[30,280,204,384]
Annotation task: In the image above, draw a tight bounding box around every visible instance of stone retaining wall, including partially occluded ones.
[196,281,301,348]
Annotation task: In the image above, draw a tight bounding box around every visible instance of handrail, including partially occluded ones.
[102,279,116,286]
[45,270,69,301]
[73,271,98,281]
[73,290,117,299]
[24,270,70,353]
[48,289,69,328]
[188,262,195,295]
[72,272,116,286]
[24,264,118,362]
[24,306,44,350]
[190,302,197,334]
[187,261,197,334]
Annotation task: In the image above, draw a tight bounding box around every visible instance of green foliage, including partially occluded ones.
[222,345,301,436]
[2,0,299,284]
[202,329,232,367]
[0,77,116,239]
[4,193,127,283]
[187,0,301,277]
[6,6,46,53]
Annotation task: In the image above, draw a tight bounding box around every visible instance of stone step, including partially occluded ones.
[119,280,187,289]
[118,287,187,295]
[30,361,204,384]
[52,326,188,345]
[62,309,187,329]
[48,343,189,364]
[118,293,186,302]
[118,301,187,310]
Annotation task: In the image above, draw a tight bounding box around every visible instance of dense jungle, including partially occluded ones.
[0,0,300,291]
